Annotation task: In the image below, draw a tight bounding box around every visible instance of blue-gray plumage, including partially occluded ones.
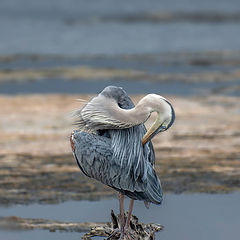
[70,86,175,238]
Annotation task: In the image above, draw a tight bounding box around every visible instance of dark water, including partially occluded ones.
[1,0,240,96]
[1,78,239,96]
[1,0,240,55]
[1,193,240,240]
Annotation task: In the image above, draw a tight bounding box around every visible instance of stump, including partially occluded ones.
[0,212,163,239]
[82,210,163,240]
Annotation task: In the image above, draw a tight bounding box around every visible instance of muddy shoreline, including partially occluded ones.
[0,94,239,205]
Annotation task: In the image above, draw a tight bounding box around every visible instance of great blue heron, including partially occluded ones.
[70,86,175,239]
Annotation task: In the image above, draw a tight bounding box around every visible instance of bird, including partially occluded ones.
[70,86,175,239]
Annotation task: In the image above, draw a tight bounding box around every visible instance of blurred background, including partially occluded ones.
[0,0,240,240]
[1,0,240,95]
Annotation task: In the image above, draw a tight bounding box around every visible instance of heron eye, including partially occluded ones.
[117,102,122,108]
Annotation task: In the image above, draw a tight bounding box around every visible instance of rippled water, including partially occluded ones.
[0,0,240,96]
[1,0,240,55]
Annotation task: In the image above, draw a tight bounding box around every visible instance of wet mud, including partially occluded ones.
[0,94,239,205]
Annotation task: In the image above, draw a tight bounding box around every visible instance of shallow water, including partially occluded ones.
[0,230,84,240]
[1,0,240,97]
[1,78,240,96]
[1,193,240,240]
[1,0,240,55]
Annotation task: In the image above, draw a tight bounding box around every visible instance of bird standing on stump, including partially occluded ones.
[70,86,175,239]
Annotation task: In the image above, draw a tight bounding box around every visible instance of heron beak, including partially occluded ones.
[142,113,166,145]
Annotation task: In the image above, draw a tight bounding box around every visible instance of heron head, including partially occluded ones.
[142,94,175,145]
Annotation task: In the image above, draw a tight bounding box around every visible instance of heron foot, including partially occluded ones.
[107,228,134,240]
[107,228,120,239]
[124,227,134,240]
[123,233,134,240]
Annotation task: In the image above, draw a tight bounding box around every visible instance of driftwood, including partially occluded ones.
[0,211,163,239]
[0,216,107,232]
[82,210,163,240]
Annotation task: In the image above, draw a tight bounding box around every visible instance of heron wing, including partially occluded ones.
[72,131,113,184]
[72,130,143,192]
[72,130,162,204]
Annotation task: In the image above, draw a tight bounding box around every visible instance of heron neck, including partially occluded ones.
[119,100,151,126]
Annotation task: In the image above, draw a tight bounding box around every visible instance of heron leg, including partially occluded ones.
[119,192,125,239]
[107,193,126,239]
[126,199,134,229]
[121,199,134,240]
[108,194,133,240]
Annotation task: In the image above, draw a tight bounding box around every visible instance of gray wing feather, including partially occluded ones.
[73,131,112,184]
[72,130,162,204]
[72,130,135,191]
[109,127,148,185]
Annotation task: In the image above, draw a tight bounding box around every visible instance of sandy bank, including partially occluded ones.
[0,94,239,205]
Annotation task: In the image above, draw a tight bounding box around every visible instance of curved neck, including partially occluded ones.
[117,94,170,129]
[117,96,152,127]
